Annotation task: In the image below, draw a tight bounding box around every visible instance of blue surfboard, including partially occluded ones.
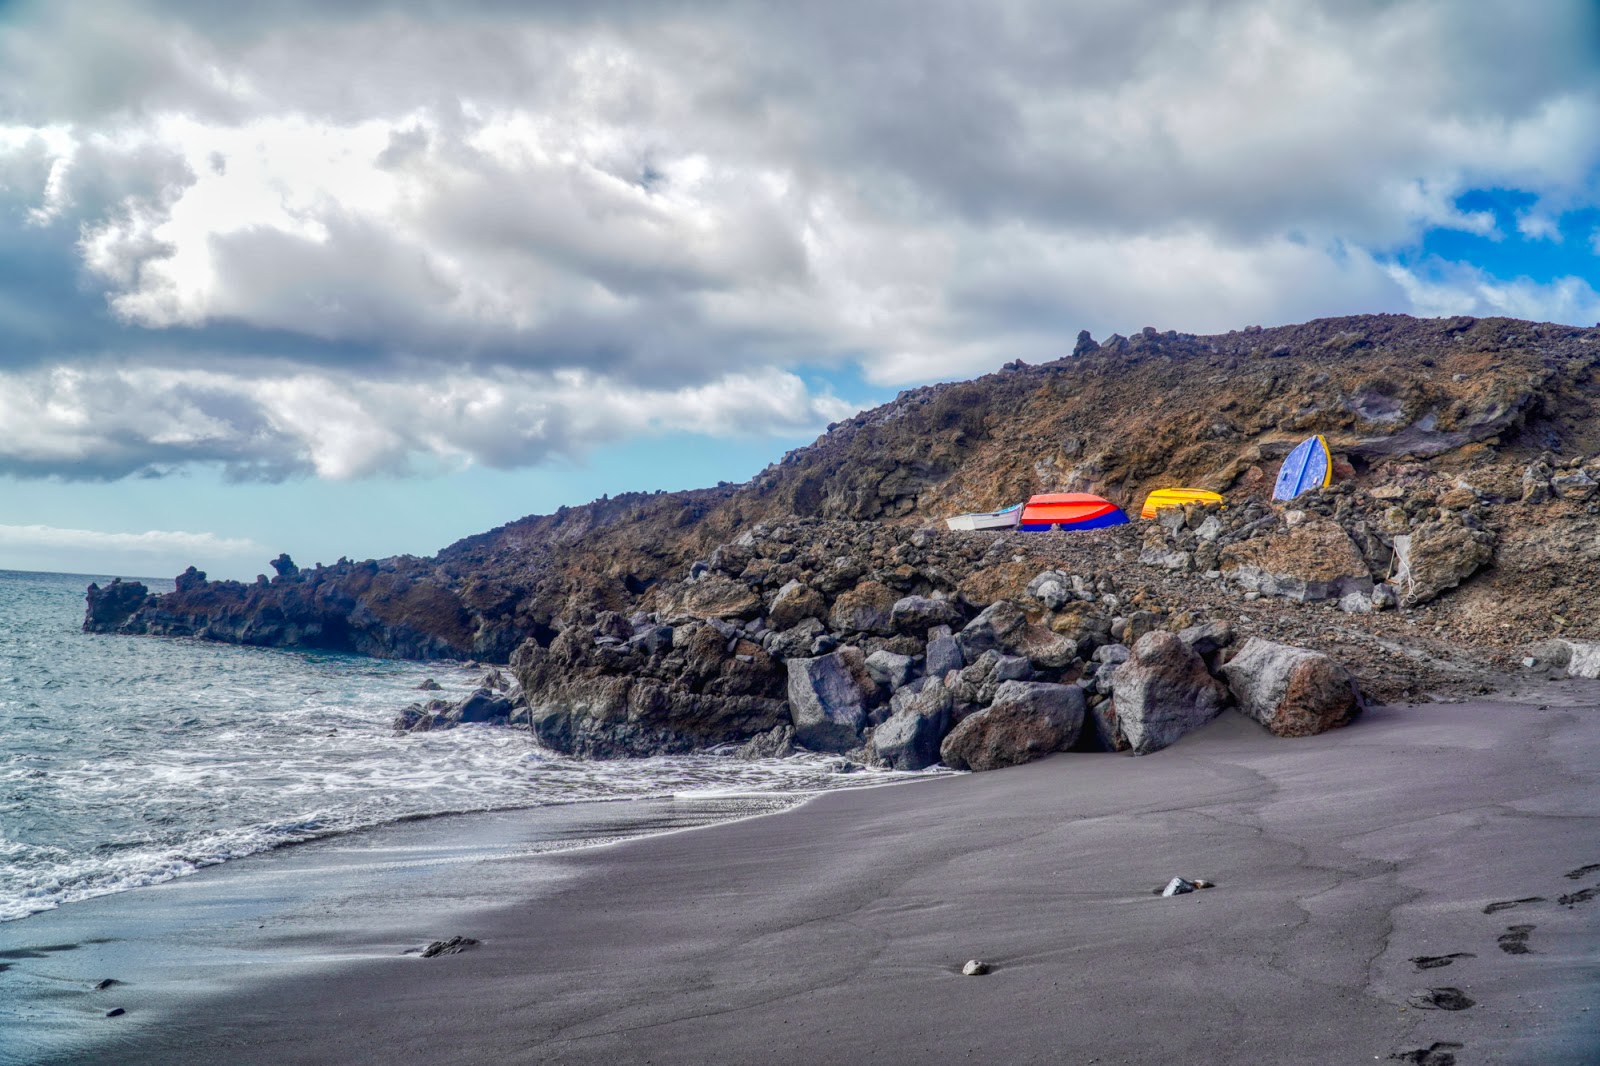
[1273,435,1332,501]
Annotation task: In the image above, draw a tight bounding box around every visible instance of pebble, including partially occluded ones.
[962,960,991,976]
[105,1008,125,1018]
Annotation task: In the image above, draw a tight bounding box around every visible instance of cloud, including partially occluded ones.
[1387,261,1600,325]
[0,0,1598,478]
[0,522,261,556]
[0,362,855,480]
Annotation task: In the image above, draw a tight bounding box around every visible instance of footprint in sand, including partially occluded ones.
[1482,896,1544,914]
[1410,953,1475,971]
[1389,1042,1463,1065]
[1557,886,1598,908]
[1497,924,1535,954]
[1563,863,1600,881]
[1407,987,1475,1011]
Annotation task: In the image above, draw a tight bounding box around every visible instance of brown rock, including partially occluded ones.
[663,577,762,621]
[768,581,826,629]
[1220,637,1362,737]
[1223,516,1372,602]
[828,580,898,635]
[1392,519,1495,607]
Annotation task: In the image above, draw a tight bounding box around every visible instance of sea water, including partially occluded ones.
[0,569,925,924]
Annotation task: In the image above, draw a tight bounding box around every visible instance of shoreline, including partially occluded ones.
[0,788,862,1066]
[10,683,1598,1065]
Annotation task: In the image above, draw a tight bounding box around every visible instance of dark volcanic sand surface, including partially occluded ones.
[25,690,1600,1066]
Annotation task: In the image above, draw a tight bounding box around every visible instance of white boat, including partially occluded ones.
[945,503,1022,531]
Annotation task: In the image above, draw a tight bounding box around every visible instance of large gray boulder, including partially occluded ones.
[958,600,1077,670]
[939,681,1085,771]
[1220,638,1363,737]
[890,595,965,635]
[871,678,954,771]
[865,649,918,692]
[1110,631,1229,755]
[786,651,870,751]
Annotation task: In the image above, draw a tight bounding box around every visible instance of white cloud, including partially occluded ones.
[1516,210,1562,241]
[0,523,260,556]
[1386,262,1600,324]
[0,363,855,480]
[0,0,1597,478]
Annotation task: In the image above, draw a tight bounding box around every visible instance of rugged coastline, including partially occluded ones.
[84,313,1600,767]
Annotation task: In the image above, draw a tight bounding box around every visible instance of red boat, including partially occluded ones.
[1017,493,1130,531]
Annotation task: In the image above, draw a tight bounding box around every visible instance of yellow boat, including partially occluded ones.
[1140,487,1223,520]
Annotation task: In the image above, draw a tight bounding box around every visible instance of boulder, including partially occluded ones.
[828,581,898,635]
[764,617,826,659]
[889,595,965,634]
[768,581,826,629]
[925,632,964,677]
[1092,642,1131,665]
[736,724,798,760]
[938,681,1085,771]
[1392,521,1495,607]
[1085,697,1129,752]
[450,688,516,724]
[1223,517,1373,603]
[786,651,870,752]
[1109,631,1229,755]
[1555,639,1600,678]
[627,624,674,656]
[1175,621,1233,658]
[958,600,1077,670]
[871,678,953,771]
[1550,469,1597,500]
[663,577,762,621]
[1024,570,1072,610]
[1338,591,1373,614]
[865,649,918,691]
[1220,638,1363,738]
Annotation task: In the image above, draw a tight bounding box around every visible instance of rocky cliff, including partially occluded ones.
[86,313,1600,759]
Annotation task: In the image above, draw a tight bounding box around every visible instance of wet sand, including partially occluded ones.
[15,688,1600,1065]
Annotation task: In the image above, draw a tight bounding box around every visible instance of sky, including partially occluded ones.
[2,0,1599,580]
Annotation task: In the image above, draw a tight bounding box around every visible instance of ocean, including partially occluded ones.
[0,568,924,925]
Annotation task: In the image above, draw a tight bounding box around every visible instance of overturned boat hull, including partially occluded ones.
[1140,487,1224,519]
[945,503,1022,531]
[1018,493,1130,531]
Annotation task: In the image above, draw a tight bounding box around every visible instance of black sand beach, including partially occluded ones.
[13,688,1600,1065]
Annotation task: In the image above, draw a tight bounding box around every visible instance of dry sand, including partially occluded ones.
[25,686,1600,1065]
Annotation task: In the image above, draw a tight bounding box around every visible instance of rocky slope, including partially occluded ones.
[85,313,1600,762]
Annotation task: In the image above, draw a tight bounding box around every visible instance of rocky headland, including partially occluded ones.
[85,313,1600,769]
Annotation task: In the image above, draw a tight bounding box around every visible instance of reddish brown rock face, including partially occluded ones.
[1273,656,1364,737]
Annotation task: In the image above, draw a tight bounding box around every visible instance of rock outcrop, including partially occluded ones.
[1221,638,1363,738]
[786,650,873,752]
[938,681,1085,771]
[81,313,1600,762]
[1109,631,1230,755]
